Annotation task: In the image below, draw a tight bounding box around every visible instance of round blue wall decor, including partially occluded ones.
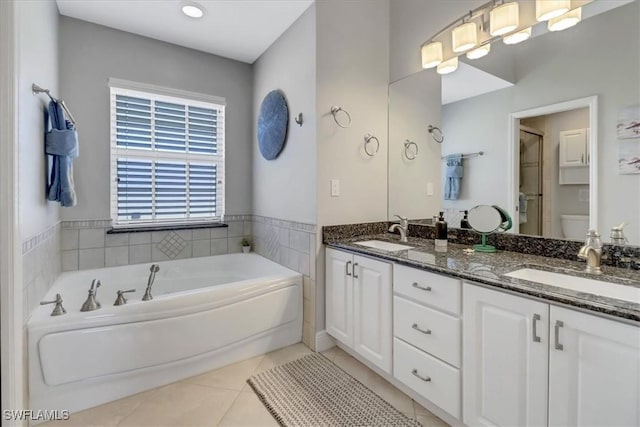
[258,90,289,160]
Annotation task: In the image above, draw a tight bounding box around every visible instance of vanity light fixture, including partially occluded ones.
[503,27,531,45]
[181,1,205,18]
[437,57,459,75]
[548,7,582,31]
[466,44,491,60]
[421,41,443,69]
[535,0,570,22]
[490,2,519,36]
[452,20,478,53]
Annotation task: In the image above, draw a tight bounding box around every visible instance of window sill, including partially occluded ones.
[107,222,228,234]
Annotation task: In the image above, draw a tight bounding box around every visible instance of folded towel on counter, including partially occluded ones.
[46,100,78,207]
[444,154,463,200]
[519,192,528,224]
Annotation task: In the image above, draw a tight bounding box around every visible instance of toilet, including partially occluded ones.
[560,214,589,239]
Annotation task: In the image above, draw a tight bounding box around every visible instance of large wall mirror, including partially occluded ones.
[388,0,640,246]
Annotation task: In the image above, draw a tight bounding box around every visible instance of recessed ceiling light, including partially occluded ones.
[181,2,205,19]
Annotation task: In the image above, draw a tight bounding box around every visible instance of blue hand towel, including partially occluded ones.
[45,100,78,207]
[519,192,528,224]
[444,154,463,200]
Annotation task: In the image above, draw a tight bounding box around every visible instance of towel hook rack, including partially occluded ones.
[427,125,443,143]
[330,105,352,128]
[32,83,77,126]
[404,140,418,160]
[364,133,379,157]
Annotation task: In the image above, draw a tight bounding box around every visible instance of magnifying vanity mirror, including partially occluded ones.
[387,0,640,247]
[467,205,513,252]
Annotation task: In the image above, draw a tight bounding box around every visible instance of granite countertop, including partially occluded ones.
[327,233,640,322]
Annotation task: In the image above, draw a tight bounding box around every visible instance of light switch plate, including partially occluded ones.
[427,182,434,196]
[331,179,340,197]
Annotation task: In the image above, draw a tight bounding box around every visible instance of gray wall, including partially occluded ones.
[442,2,640,243]
[252,5,317,224]
[59,17,254,221]
[18,1,60,239]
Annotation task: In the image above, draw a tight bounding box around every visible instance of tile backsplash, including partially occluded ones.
[22,223,61,321]
[61,217,252,271]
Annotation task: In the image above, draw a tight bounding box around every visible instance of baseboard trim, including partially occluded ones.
[315,330,336,352]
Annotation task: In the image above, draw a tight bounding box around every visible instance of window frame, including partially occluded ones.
[108,79,226,228]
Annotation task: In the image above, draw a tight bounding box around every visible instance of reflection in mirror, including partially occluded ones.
[387,1,639,246]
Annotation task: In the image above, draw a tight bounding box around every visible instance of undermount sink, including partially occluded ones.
[505,268,640,304]
[355,240,414,252]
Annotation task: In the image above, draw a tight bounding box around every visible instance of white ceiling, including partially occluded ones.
[442,62,513,105]
[56,0,314,64]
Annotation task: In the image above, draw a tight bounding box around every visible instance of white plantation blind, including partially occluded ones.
[109,81,225,226]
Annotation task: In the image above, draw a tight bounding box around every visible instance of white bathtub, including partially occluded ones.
[28,253,302,415]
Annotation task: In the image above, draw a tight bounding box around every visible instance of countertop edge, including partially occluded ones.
[327,242,640,323]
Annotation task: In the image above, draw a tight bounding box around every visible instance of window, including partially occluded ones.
[109,79,225,227]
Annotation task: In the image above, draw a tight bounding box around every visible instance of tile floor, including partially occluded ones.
[42,343,450,427]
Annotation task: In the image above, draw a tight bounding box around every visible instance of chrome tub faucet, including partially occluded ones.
[389,215,409,243]
[578,230,603,274]
[142,264,160,301]
[80,279,101,312]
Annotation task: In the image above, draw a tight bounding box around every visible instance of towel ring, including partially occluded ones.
[364,133,380,157]
[330,106,352,128]
[428,125,444,143]
[404,140,418,160]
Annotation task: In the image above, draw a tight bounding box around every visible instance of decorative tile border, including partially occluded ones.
[61,219,113,229]
[22,222,61,254]
[252,215,316,233]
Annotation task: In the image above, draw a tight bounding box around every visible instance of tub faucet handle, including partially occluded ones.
[40,293,66,316]
[114,289,136,306]
[80,279,102,312]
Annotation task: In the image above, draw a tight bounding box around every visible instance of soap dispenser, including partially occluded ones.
[460,210,470,229]
[435,211,448,252]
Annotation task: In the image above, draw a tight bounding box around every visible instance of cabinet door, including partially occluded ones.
[559,129,587,167]
[325,248,353,346]
[353,255,392,373]
[463,283,549,427]
[549,306,640,426]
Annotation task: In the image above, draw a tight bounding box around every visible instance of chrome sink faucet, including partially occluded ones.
[142,264,160,301]
[80,279,101,312]
[389,215,409,243]
[578,230,603,274]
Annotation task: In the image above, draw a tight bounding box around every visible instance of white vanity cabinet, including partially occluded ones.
[464,282,640,427]
[548,306,640,427]
[392,265,462,419]
[325,248,392,373]
[463,283,549,427]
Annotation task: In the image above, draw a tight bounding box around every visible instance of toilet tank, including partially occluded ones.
[560,214,589,239]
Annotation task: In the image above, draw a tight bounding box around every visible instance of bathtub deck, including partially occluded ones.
[40,343,448,427]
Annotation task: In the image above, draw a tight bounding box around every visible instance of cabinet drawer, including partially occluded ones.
[394,296,461,368]
[393,265,461,315]
[394,338,461,418]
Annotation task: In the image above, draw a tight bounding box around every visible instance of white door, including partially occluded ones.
[325,248,353,346]
[463,283,549,427]
[549,306,640,427]
[559,129,587,167]
[353,255,392,373]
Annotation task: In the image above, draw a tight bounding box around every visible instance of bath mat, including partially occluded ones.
[247,353,422,427]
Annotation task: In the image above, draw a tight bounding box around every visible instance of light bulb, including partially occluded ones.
[466,44,491,60]
[421,42,443,69]
[536,0,570,22]
[548,7,581,31]
[503,27,531,45]
[490,2,519,37]
[181,2,205,18]
[437,57,459,75]
[452,22,478,53]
